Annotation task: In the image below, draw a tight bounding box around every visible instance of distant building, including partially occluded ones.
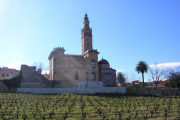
[131,80,140,84]
[0,67,19,80]
[148,79,170,87]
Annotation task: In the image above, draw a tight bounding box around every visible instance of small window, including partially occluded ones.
[87,43,89,46]
[2,74,5,77]
[6,74,9,77]
[11,74,15,77]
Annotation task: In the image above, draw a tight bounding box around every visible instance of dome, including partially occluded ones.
[98,58,109,65]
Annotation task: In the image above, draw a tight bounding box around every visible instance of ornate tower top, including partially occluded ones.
[83,13,90,28]
[81,14,93,55]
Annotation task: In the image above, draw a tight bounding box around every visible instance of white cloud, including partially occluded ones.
[149,62,180,68]
[116,69,124,73]
[42,70,49,74]
[3,61,22,70]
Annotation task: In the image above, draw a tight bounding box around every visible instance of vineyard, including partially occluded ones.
[0,93,180,120]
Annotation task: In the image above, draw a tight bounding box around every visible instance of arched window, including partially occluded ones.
[87,43,89,46]
[75,71,79,80]
[91,72,96,80]
[86,72,88,80]
[94,72,96,80]
[107,72,109,80]
[91,72,93,80]
[104,73,107,80]
[54,72,57,80]
[110,73,112,80]
[65,71,67,79]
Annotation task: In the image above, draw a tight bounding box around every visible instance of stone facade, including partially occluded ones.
[20,65,50,88]
[48,14,117,87]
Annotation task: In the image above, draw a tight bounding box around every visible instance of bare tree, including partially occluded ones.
[149,63,165,89]
[33,62,45,71]
[38,62,44,70]
[131,72,137,82]
[165,66,180,88]
[33,62,38,71]
[125,73,130,83]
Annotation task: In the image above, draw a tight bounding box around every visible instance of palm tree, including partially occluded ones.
[135,61,149,88]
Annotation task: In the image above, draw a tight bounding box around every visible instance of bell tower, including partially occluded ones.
[81,14,93,55]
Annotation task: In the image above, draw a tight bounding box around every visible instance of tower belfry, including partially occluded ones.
[81,14,93,55]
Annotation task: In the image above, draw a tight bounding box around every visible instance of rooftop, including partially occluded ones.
[0,67,19,73]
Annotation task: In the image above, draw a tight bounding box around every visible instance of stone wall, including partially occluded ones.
[21,65,50,88]
[17,87,126,94]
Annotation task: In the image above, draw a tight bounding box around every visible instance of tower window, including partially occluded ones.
[110,73,112,80]
[53,58,57,67]
[91,59,96,67]
[75,71,79,80]
[87,43,89,46]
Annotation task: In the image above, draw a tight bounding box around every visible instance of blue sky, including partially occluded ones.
[0,0,180,82]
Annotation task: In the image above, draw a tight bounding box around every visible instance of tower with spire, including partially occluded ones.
[47,14,117,87]
[81,14,93,55]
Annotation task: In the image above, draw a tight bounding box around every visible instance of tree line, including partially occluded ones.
[117,61,180,89]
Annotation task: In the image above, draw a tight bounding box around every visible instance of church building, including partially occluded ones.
[48,14,116,87]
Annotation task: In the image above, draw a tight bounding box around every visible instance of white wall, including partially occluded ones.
[17,87,126,94]
[74,80,105,87]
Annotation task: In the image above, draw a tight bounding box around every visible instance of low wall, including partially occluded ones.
[127,87,180,95]
[17,87,126,94]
